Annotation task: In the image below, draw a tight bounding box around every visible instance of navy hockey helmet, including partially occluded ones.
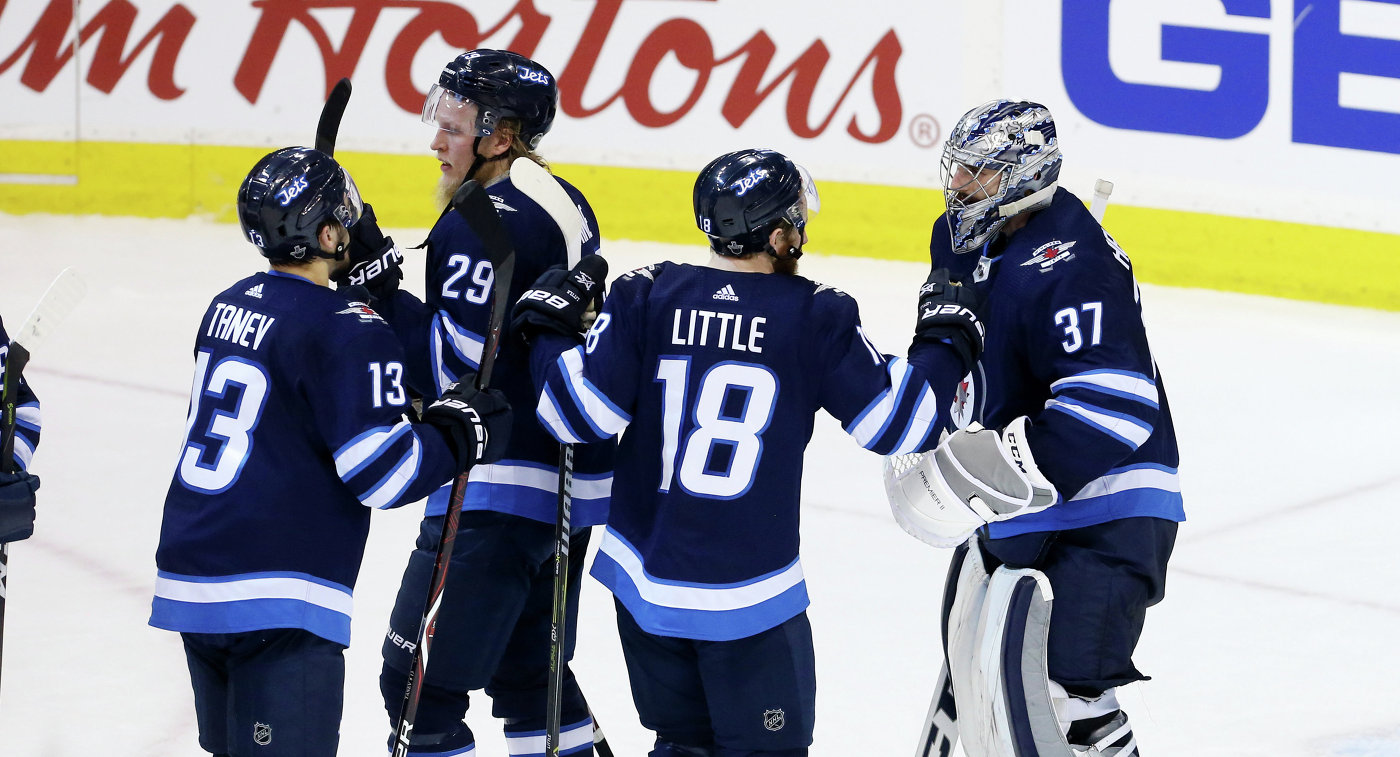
[237,147,363,262]
[693,148,820,256]
[422,49,558,150]
[940,99,1062,253]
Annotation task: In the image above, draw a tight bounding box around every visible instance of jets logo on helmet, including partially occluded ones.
[421,49,559,151]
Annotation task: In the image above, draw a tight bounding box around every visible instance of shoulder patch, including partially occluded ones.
[489,194,517,213]
[1021,239,1078,272]
[335,301,385,324]
[813,281,848,297]
[623,263,660,282]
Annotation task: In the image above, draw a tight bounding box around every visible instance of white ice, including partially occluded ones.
[1,214,1398,757]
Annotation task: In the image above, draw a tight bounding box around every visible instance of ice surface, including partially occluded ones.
[1,215,1398,756]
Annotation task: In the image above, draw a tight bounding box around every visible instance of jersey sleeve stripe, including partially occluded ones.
[358,438,424,510]
[334,420,413,480]
[12,435,35,470]
[15,402,40,432]
[1069,463,1180,501]
[847,357,913,449]
[430,312,484,394]
[889,384,940,456]
[538,384,586,444]
[559,347,631,435]
[1051,370,1159,408]
[1045,399,1153,449]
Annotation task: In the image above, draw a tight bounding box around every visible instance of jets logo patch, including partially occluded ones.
[336,302,384,323]
[1022,240,1077,271]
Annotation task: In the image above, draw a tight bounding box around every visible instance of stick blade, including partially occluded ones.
[14,267,86,354]
[315,77,353,155]
[511,157,584,266]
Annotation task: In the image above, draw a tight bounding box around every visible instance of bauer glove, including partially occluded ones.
[913,267,985,372]
[333,202,403,300]
[511,255,609,345]
[422,378,513,470]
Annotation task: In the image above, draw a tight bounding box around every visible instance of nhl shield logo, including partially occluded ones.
[253,722,272,746]
[763,708,785,731]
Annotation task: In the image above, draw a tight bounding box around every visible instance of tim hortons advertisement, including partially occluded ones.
[0,0,970,187]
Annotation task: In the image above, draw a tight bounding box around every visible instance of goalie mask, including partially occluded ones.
[237,146,362,262]
[941,100,1061,253]
[693,148,820,257]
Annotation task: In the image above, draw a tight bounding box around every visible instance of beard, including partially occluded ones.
[434,171,461,212]
[772,254,800,276]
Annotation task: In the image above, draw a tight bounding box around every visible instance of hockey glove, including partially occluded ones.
[885,417,1057,548]
[511,254,609,345]
[422,378,513,470]
[333,202,404,300]
[913,267,985,372]
[0,470,40,543]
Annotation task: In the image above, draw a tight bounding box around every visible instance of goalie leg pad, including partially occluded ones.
[950,560,1085,757]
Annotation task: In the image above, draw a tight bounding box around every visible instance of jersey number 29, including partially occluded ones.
[654,359,778,499]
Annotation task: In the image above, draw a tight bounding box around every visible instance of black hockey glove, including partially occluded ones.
[511,254,609,345]
[913,267,985,371]
[422,378,513,470]
[332,202,403,300]
[0,470,40,543]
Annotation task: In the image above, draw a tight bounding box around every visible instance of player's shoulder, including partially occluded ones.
[610,260,677,298]
[245,272,392,333]
[1003,188,1121,286]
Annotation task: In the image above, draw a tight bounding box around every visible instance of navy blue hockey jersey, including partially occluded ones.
[531,262,964,641]
[930,188,1184,538]
[378,172,613,526]
[150,271,461,646]
[0,316,41,470]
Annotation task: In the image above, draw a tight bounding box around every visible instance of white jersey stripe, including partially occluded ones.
[153,573,354,616]
[1045,399,1152,449]
[599,529,804,612]
[1051,369,1158,407]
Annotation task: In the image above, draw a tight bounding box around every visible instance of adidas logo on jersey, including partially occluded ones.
[244,283,264,298]
[712,284,740,301]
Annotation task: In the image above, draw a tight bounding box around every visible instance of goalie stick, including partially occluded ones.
[510,157,618,757]
[1,267,87,692]
[912,179,1114,757]
[391,180,515,757]
[315,78,352,156]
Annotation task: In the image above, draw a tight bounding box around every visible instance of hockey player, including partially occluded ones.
[513,148,984,756]
[893,100,1183,756]
[335,49,612,756]
[0,315,41,543]
[149,147,512,757]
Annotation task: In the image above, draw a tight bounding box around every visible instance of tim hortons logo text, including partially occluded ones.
[0,0,904,143]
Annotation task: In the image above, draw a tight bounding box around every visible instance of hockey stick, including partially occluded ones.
[510,157,615,757]
[391,180,515,757]
[1,267,86,691]
[1090,179,1114,224]
[315,78,352,156]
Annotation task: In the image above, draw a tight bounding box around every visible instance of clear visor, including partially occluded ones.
[420,84,495,138]
[331,168,363,229]
[782,162,820,231]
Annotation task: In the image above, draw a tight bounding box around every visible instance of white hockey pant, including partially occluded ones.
[944,539,1138,756]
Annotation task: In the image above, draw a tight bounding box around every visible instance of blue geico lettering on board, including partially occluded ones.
[1061,0,1400,155]
[1061,0,1269,140]
[276,174,309,207]
[731,168,770,197]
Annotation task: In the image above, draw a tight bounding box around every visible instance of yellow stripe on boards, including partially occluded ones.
[2,139,1396,311]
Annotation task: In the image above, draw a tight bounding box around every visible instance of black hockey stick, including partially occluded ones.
[391,180,515,757]
[315,77,352,155]
[0,268,86,695]
[509,158,619,757]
